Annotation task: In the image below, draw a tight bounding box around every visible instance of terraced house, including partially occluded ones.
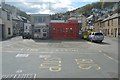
[94,2,120,38]
[0,3,13,40]
[95,13,120,38]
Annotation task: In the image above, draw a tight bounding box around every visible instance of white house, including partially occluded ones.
[23,20,32,35]
[0,6,13,40]
[30,14,50,39]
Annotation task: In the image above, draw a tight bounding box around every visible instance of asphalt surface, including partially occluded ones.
[1,36,118,78]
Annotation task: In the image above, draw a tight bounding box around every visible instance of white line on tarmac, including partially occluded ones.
[2,50,98,54]
[34,74,37,78]
[16,54,29,57]
[103,53,118,63]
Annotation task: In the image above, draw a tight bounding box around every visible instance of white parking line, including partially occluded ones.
[34,74,37,78]
[103,53,118,63]
[16,70,22,73]
[16,54,29,58]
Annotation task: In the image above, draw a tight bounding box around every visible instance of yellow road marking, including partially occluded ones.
[49,67,61,72]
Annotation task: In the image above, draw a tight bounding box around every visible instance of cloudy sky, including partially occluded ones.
[5,0,100,14]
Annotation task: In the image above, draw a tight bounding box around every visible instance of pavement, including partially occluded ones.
[0,36,119,78]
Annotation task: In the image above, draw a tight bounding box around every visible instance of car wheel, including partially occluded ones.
[91,39,93,42]
[22,36,24,39]
[99,40,102,43]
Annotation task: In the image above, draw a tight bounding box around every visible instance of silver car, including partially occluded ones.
[88,32,104,42]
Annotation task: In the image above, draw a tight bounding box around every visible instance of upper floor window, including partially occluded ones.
[43,29,47,32]
[38,29,41,32]
[7,13,10,21]
[108,20,109,26]
[119,17,120,25]
[26,26,27,29]
[111,20,113,26]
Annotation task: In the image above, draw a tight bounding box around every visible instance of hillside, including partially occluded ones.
[51,2,117,19]
[72,2,116,17]
[4,3,30,20]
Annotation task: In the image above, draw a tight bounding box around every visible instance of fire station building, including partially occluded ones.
[50,19,80,39]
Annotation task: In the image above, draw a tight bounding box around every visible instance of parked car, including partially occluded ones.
[88,32,104,42]
[22,32,31,39]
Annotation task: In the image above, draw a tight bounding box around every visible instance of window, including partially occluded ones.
[58,28,60,32]
[108,29,109,35]
[111,20,113,26]
[26,26,27,29]
[43,33,46,37]
[111,29,113,35]
[70,28,72,30]
[53,28,56,30]
[43,29,47,32]
[38,17,42,23]
[66,28,68,32]
[7,13,10,21]
[95,33,103,35]
[34,29,37,32]
[118,28,120,35]
[38,29,41,32]
[8,28,11,35]
[108,20,109,26]
[74,28,76,31]
[119,18,120,25]
[98,23,99,26]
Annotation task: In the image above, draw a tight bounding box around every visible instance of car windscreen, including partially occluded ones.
[95,33,103,35]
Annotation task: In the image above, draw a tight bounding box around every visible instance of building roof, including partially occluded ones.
[102,13,119,22]
[12,15,19,20]
[50,20,67,23]
[30,14,49,17]
[34,23,47,26]
[12,15,23,21]
[102,16,111,22]
[78,20,82,23]
[95,17,104,23]
[87,15,93,20]
[110,13,119,19]
[17,16,23,21]
[68,17,77,20]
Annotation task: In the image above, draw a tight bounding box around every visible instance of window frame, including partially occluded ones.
[8,28,11,35]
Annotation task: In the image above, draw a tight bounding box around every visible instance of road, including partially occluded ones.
[0,36,118,78]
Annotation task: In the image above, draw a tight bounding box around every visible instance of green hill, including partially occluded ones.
[51,2,117,19]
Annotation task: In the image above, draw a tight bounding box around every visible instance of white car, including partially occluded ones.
[88,32,104,42]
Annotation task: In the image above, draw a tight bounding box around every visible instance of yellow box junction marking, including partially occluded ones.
[75,59,100,70]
